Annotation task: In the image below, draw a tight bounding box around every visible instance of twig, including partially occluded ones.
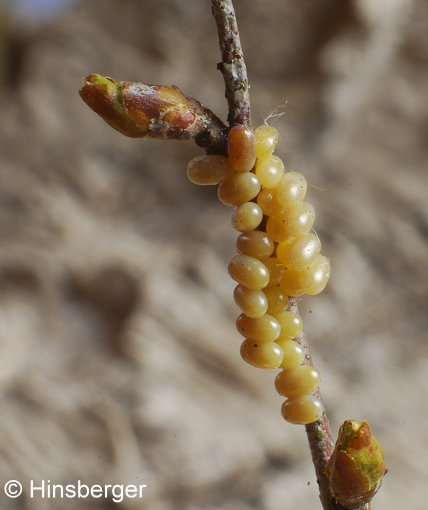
[211,2,341,510]
[289,298,346,510]
[211,0,251,127]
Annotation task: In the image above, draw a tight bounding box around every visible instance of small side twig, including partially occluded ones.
[211,2,341,510]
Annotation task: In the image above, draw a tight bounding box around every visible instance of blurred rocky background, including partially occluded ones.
[0,0,427,509]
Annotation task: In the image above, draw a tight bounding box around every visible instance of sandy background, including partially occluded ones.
[0,0,427,509]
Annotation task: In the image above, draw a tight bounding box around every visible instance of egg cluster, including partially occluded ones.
[186,124,330,425]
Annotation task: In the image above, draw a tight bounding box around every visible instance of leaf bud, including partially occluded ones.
[79,74,226,149]
[325,420,387,509]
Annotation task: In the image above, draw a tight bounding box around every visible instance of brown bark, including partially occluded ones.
[211,0,251,127]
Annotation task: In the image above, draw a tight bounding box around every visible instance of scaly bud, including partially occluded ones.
[325,420,387,509]
[79,74,227,149]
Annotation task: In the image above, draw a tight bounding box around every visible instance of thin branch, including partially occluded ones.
[211,2,342,510]
[289,298,346,510]
[211,0,251,126]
